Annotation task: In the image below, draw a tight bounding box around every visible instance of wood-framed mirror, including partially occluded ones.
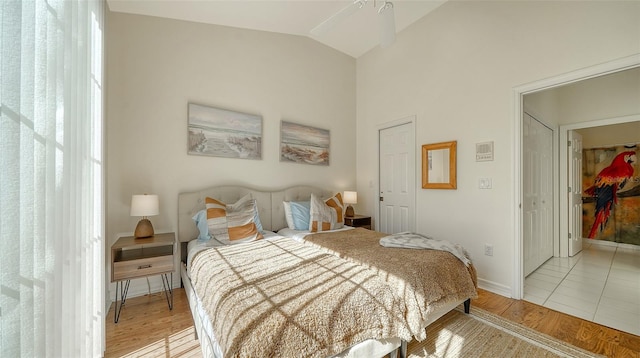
[422,140,457,189]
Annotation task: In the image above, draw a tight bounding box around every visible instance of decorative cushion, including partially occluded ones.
[205,196,230,239]
[325,192,345,226]
[206,194,263,244]
[289,201,311,230]
[192,209,210,241]
[309,192,345,232]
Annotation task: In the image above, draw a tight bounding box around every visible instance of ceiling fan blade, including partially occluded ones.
[378,1,396,48]
[310,0,365,36]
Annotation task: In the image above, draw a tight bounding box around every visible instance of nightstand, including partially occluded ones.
[344,215,372,229]
[111,232,175,323]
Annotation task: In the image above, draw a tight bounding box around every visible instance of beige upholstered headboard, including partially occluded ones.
[177,185,333,245]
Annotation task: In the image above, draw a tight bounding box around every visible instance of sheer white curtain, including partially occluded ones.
[0,0,104,356]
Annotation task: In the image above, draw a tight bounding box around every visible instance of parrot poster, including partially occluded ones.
[583,148,638,241]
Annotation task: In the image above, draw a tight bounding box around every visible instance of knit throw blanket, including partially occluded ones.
[190,237,412,358]
[379,232,472,267]
[304,228,478,341]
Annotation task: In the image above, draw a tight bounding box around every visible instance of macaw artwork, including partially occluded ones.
[582,146,639,245]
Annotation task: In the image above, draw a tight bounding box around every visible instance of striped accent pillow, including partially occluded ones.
[309,192,345,232]
[205,194,263,244]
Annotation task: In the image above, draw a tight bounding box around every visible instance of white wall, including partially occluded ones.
[525,67,640,127]
[558,67,640,125]
[526,67,640,148]
[106,12,356,296]
[523,90,561,127]
[356,1,640,295]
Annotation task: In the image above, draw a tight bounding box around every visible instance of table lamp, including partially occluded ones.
[130,194,159,238]
[343,191,357,218]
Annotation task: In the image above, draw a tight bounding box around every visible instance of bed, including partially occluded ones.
[178,185,477,358]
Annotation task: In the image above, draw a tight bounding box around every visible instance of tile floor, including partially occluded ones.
[524,240,640,336]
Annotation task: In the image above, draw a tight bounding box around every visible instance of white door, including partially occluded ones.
[379,122,415,234]
[568,130,583,256]
[523,113,554,276]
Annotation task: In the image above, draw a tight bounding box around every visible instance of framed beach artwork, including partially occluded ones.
[280,120,330,166]
[188,103,262,160]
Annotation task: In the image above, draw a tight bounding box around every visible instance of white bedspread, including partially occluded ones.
[186,231,283,270]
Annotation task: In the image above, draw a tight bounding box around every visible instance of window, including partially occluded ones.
[0,0,105,355]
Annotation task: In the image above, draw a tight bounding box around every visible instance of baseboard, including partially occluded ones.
[477,278,512,298]
[585,238,640,251]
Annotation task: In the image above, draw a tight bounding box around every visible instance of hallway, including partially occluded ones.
[524,240,640,336]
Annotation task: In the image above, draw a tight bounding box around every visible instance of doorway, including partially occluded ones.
[514,56,640,335]
[525,117,640,335]
[513,54,640,300]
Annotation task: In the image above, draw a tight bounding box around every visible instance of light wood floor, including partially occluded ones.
[472,289,640,358]
[105,288,201,358]
[105,288,640,358]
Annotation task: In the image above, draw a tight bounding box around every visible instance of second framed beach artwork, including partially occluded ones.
[188,103,262,160]
[280,121,330,166]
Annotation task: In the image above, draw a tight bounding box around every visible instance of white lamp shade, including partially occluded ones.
[130,194,159,217]
[343,191,358,204]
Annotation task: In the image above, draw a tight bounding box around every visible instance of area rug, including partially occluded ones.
[407,307,603,358]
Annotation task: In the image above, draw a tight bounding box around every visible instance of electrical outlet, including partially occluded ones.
[479,178,492,189]
[484,244,494,256]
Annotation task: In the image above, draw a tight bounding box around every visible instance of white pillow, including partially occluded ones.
[283,201,295,230]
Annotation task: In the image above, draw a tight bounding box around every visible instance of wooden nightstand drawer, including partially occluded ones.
[345,215,371,229]
[113,254,174,281]
[111,233,176,282]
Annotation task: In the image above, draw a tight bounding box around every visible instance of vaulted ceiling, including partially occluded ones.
[106,0,446,58]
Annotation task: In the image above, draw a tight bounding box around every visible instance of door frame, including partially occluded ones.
[375,116,416,232]
[560,113,640,255]
[511,53,640,299]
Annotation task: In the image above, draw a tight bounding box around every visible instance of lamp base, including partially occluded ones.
[134,219,155,238]
[345,205,355,218]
